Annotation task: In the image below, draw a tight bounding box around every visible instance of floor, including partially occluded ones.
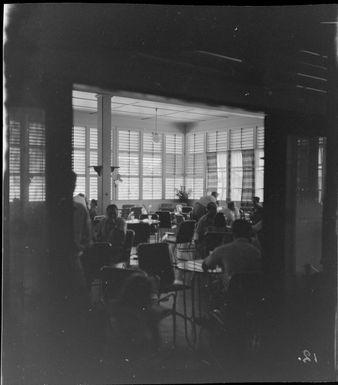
[3,236,332,384]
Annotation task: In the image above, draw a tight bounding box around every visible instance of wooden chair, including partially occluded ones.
[127,222,150,246]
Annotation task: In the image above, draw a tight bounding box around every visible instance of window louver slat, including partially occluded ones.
[9,121,21,146]
[90,128,98,149]
[256,127,265,148]
[118,130,140,199]
[28,121,46,201]
[207,131,228,152]
[143,133,162,199]
[165,134,184,199]
[73,126,86,147]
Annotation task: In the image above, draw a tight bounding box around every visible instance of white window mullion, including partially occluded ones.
[140,131,143,200]
[162,134,166,200]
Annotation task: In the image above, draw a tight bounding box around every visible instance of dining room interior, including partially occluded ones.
[3,4,338,384]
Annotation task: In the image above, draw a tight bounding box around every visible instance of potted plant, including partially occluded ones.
[175,186,191,205]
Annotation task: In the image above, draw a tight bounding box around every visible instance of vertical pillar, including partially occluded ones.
[97,94,111,212]
[321,20,338,379]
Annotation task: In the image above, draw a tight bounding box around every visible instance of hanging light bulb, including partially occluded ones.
[152,107,160,143]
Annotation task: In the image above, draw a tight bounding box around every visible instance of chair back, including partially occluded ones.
[157,211,172,228]
[130,206,143,219]
[127,222,150,246]
[121,229,135,263]
[100,266,145,300]
[176,220,196,244]
[181,206,193,214]
[121,205,134,219]
[137,243,175,292]
[175,214,184,226]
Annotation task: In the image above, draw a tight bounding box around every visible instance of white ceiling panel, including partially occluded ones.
[74,91,264,122]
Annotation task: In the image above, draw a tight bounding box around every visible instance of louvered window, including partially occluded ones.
[206,130,228,200]
[143,133,162,199]
[254,127,265,200]
[230,151,243,201]
[165,133,184,199]
[28,122,46,201]
[185,133,205,199]
[230,127,254,150]
[118,130,140,200]
[72,126,98,200]
[9,120,21,201]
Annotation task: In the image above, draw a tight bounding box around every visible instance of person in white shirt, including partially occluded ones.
[222,201,241,226]
[202,219,261,289]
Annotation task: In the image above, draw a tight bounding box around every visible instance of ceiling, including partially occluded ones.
[72,90,264,124]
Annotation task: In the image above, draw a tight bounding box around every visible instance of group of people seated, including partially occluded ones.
[191,193,263,259]
[70,171,264,362]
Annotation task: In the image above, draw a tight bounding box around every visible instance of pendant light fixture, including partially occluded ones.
[152,107,160,143]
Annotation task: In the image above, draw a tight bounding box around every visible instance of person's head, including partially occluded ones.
[232,219,252,239]
[252,196,260,206]
[119,272,153,308]
[106,204,118,219]
[227,201,235,211]
[90,199,97,208]
[211,191,219,199]
[214,212,226,227]
[206,202,217,217]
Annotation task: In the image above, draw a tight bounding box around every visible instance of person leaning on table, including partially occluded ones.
[202,219,261,289]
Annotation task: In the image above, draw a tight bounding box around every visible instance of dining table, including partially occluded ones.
[175,259,223,349]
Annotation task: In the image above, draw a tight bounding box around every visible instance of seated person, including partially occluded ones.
[107,273,161,361]
[89,199,98,222]
[211,191,220,206]
[194,202,217,259]
[191,193,217,222]
[96,204,127,260]
[250,196,263,225]
[202,219,261,290]
[214,212,226,228]
[222,201,241,226]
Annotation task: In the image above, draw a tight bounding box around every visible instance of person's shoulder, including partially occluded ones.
[213,241,233,254]
[73,200,87,213]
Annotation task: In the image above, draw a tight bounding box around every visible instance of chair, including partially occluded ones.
[137,242,191,346]
[181,206,193,214]
[174,213,185,226]
[139,213,159,240]
[127,222,150,246]
[121,204,134,219]
[157,211,172,239]
[129,206,143,219]
[158,203,175,212]
[206,272,267,354]
[165,220,196,263]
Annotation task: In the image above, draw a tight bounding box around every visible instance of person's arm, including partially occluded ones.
[193,217,204,241]
[202,247,221,271]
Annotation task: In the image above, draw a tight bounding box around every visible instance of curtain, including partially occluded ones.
[207,152,217,192]
[241,149,255,202]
